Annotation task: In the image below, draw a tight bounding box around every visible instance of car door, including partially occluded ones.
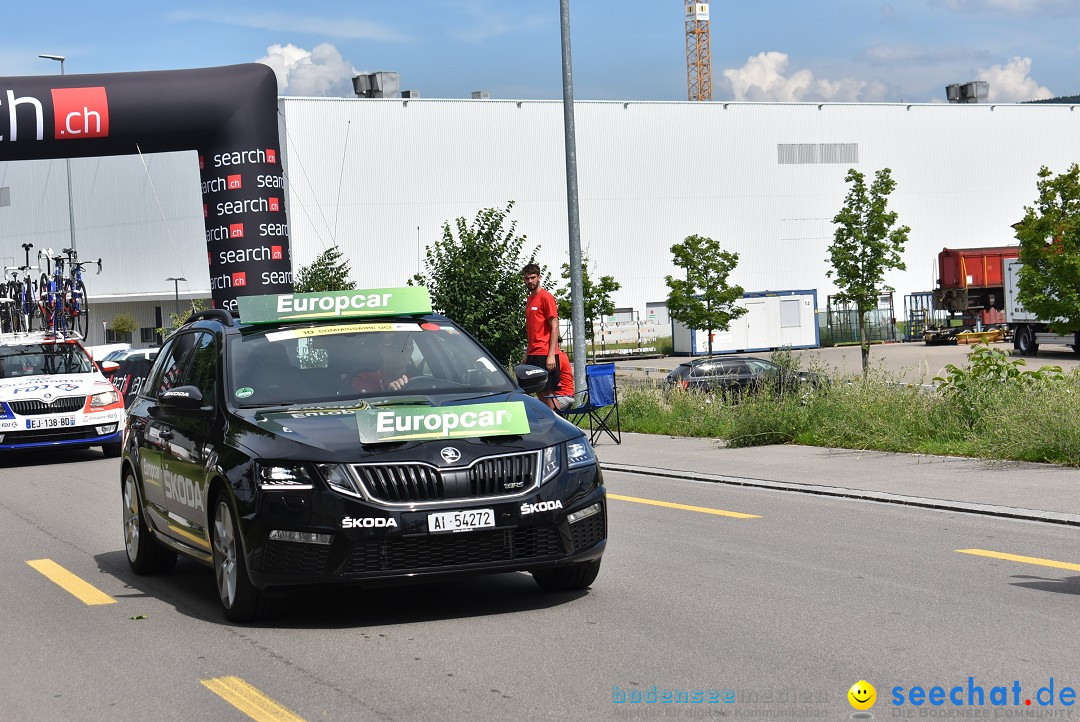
[159,331,218,549]
[137,333,199,538]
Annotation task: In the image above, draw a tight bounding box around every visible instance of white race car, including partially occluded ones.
[0,333,126,456]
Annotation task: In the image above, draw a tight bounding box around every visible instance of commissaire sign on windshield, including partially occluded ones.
[237,288,433,324]
[356,402,530,443]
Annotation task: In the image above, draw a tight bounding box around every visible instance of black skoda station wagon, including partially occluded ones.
[121,288,606,621]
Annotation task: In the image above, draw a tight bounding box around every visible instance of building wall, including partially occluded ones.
[278,98,1080,314]
[2,98,1078,326]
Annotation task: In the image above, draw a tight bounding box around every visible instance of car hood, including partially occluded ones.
[227,391,584,463]
[0,372,113,402]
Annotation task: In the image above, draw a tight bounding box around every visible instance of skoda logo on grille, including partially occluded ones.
[440,447,461,464]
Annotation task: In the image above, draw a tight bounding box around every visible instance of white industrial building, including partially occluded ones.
[1,96,1077,348]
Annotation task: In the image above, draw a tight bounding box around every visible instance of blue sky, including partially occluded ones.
[3,1,1078,103]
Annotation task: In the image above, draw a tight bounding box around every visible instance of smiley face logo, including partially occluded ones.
[848,680,876,710]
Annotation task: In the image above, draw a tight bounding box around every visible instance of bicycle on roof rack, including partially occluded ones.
[2,243,41,333]
[63,248,101,338]
[37,247,69,337]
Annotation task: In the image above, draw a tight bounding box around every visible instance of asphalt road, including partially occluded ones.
[2,448,1079,720]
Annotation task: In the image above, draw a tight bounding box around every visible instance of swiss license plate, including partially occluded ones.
[26,417,75,430]
[427,508,495,534]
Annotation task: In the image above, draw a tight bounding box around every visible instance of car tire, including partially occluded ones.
[123,468,178,575]
[102,442,122,458]
[212,494,270,623]
[532,559,601,592]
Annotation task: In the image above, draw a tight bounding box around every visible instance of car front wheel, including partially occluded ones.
[212,495,269,622]
[532,559,601,591]
[123,469,177,574]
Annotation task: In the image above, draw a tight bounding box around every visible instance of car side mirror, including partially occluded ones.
[100,361,119,373]
[158,385,208,412]
[514,364,549,394]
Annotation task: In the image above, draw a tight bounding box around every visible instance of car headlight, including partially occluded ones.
[256,462,316,491]
[316,463,360,496]
[541,445,561,484]
[88,389,121,408]
[566,437,597,469]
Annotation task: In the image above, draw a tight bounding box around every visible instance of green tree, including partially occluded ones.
[294,245,356,293]
[108,313,137,338]
[155,299,208,338]
[411,201,541,367]
[554,256,621,346]
[1014,163,1080,333]
[827,167,910,375]
[664,234,746,357]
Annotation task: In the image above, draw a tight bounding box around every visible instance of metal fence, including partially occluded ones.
[824,293,897,344]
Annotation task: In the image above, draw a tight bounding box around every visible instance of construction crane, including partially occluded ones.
[685,2,712,101]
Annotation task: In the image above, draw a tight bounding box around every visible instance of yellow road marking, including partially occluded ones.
[26,559,116,606]
[607,493,760,519]
[956,548,1080,572]
[201,676,306,722]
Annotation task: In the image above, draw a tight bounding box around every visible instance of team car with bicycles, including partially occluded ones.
[121,287,606,621]
[0,331,125,455]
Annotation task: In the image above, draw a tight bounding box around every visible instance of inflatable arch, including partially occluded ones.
[0,63,292,311]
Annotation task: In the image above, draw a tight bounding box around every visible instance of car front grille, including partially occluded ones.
[8,396,86,416]
[353,450,539,503]
[341,525,564,576]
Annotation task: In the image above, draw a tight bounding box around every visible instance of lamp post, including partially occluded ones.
[39,54,77,255]
[559,0,587,402]
[166,277,187,323]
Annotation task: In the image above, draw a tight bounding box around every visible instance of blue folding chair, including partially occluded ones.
[562,363,621,445]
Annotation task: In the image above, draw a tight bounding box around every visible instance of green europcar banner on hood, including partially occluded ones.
[237,287,433,324]
[356,402,531,443]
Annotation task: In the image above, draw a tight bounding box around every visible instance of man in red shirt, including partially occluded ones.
[521,263,559,409]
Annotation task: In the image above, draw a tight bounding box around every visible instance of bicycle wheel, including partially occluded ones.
[21,280,37,333]
[70,280,88,337]
[39,274,55,334]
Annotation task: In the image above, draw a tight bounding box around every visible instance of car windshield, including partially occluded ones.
[0,343,94,378]
[227,320,516,407]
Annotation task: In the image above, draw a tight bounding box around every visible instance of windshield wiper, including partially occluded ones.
[369,397,431,407]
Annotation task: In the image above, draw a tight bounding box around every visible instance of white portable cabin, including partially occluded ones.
[671,289,819,355]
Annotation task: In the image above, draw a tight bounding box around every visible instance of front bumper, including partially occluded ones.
[0,421,123,451]
[242,465,607,590]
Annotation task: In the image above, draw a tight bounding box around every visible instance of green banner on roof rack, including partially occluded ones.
[237,288,433,324]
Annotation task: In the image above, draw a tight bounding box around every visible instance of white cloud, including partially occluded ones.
[975,56,1054,101]
[257,43,358,97]
[720,52,887,102]
[931,0,1080,15]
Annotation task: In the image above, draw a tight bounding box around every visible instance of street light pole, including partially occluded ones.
[559,0,587,403]
[39,54,76,255]
[166,277,187,324]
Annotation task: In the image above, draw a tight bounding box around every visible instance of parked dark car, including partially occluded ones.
[121,288,605,622]
[665,357,825,397]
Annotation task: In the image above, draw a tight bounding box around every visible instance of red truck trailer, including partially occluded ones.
[932,245,1019,323]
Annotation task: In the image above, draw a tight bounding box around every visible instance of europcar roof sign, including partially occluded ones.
[237,287,433,324]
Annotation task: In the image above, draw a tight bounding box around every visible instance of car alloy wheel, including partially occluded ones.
[211,495,268,622]
[123,468,176,574]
